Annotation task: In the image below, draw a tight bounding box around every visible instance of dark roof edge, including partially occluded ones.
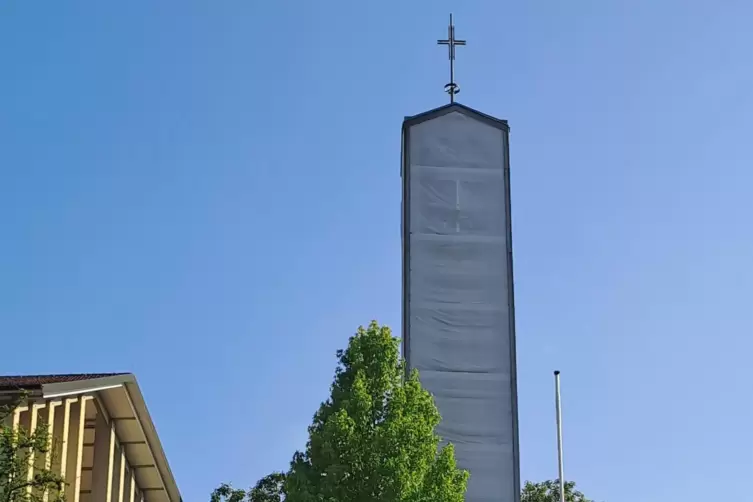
[402,102,509,132]
[0,373,129,391]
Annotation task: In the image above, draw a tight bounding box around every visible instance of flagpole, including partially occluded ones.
[554,370,565,502]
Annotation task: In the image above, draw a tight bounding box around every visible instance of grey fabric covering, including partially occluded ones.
[405,110,517,502]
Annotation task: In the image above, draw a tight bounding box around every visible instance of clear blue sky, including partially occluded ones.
[2,1,752,501]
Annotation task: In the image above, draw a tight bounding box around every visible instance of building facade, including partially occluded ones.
[401,103,520,502]
[0,373,181,502]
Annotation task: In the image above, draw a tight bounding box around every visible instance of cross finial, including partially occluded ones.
[437,13,466,103]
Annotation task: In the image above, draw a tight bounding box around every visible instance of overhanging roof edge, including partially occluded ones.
[123,379,182,502]
[40,374,132,398]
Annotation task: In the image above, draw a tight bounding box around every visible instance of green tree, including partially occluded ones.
[211,321,468,502]
[211,473,286,502]
[521,480,593,502]
[0,395,65,502]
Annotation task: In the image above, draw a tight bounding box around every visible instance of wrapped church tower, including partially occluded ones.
[401,15,521,502]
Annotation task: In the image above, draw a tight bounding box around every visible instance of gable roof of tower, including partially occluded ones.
[402,101,509,131]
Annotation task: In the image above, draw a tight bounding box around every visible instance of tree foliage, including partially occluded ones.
[0,395,65,502]
[211,473,286,502]
[521,480,593,502]
[211,321,468,502]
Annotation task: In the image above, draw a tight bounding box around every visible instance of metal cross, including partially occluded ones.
[437,14,466,103]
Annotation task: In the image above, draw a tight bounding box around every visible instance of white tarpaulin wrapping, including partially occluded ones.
[404,108,518,502]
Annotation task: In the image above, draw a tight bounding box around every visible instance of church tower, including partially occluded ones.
[401,15,521,502]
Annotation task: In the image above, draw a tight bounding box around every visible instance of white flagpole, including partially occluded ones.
[554,370,565,502]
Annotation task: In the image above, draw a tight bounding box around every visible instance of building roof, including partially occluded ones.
[0,373,129,390]
[402,101,509,131]
[0,373,181,502]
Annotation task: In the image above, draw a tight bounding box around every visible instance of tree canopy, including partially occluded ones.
[0,395,65,502]
[521,480,593,502]
[212,321,468,502]
[210,322,601,502]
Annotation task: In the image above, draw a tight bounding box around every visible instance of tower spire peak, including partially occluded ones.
[437,13,466,103]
